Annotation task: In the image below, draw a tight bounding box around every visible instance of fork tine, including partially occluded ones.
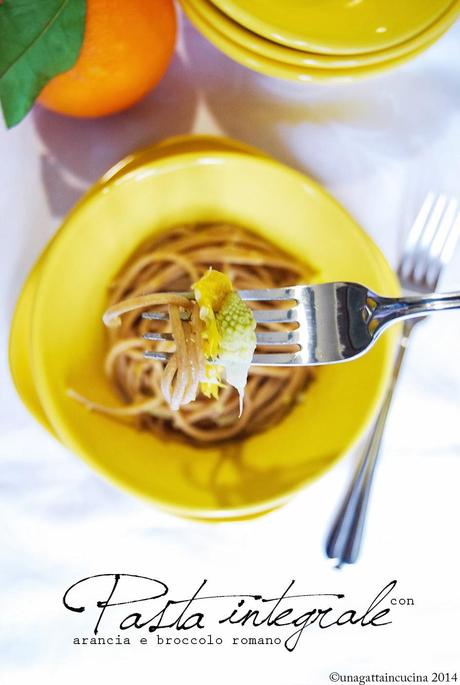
[254,309,298,324]
[412,194,448,284]
[401,193,446,282]
[142,308,299,324]
[252,353,302,365]
[143,351,303,365]
[399,192,436,279]
[141,289,298,304]
[143,330,301,345]
[238,287,297,301]
[142,311,186,321]
[256,331,300,345]
[144,332,174,341]
[144,351,172,362]
[439,209,460,267]
[426,198,459,289]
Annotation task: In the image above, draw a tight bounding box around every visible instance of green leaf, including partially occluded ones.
[0,0,86,128]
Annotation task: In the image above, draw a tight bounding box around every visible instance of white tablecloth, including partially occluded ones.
[1,12,459,685]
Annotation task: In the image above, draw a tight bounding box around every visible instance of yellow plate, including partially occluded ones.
[210,0,454,54]
[98,133,267,186]
[189,0,460,69]
[182,0,454,82]
[9,249,55,433]
[29,145,399,519]
[9,135,265,438]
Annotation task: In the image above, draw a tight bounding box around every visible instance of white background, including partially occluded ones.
[1,10,459,684]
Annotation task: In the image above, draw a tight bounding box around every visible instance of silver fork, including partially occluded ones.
[325,193,460,567]
[142,282,460,365]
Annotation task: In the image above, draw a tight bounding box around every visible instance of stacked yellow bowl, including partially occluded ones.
[180,0,459,81]
[10,135,399,520]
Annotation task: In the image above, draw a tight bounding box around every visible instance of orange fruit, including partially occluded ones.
[38,0,176,118]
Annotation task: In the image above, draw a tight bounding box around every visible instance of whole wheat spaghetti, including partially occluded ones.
[71,224,316,444]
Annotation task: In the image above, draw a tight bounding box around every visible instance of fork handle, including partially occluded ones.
[376,291,460,329]
[325,324,412,565]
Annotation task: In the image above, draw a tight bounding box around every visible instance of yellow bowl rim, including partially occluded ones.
[184,0,460,68]
[181,0,457,81]
[208,0,458,54]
